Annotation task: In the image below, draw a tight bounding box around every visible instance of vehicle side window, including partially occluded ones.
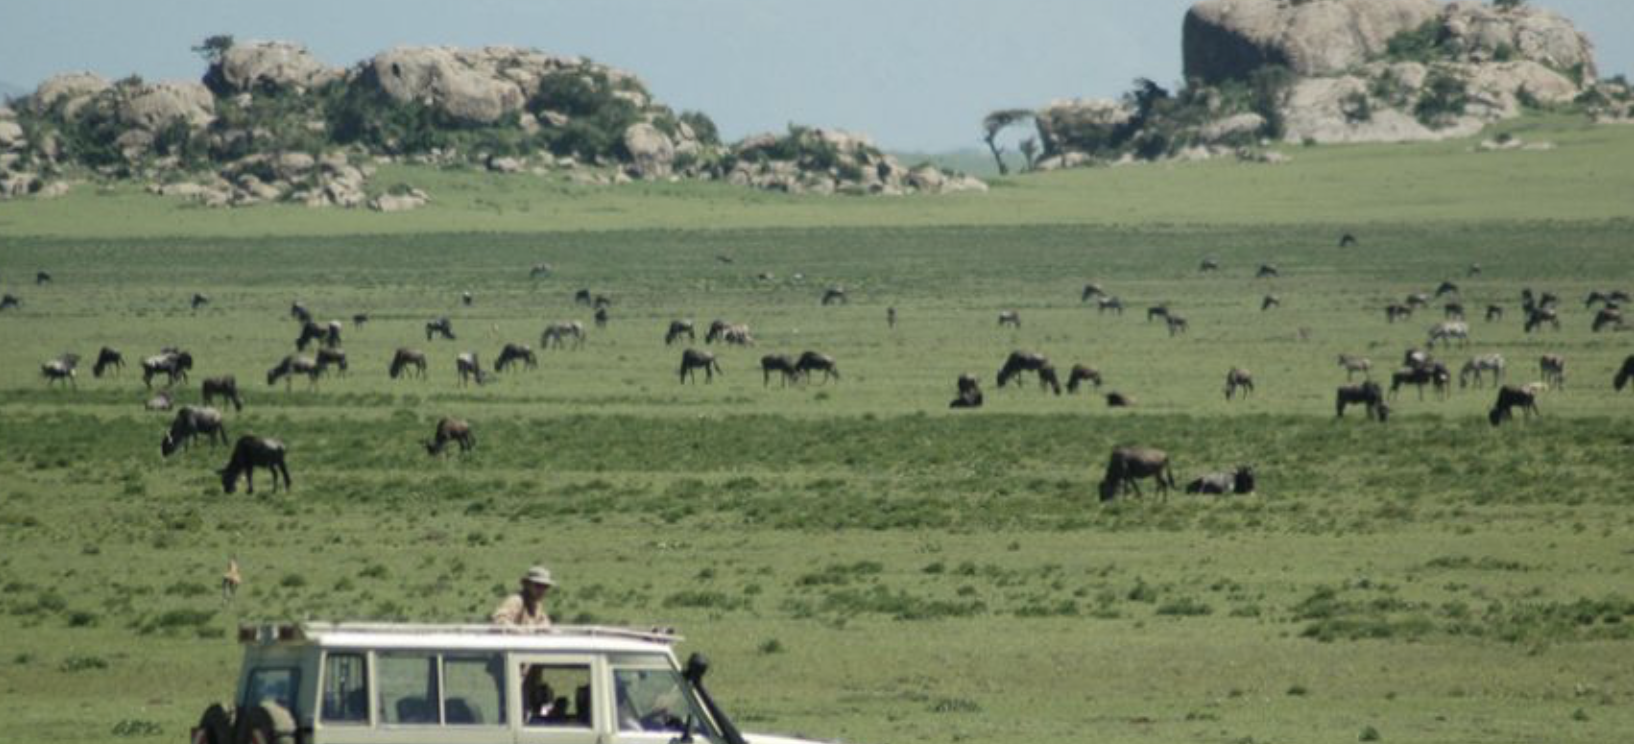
[613,668,704,734]
[321,653,368,724]
[442,655,505,726]
[378,652,440,725]
[521,664,594,728]
[244,667,300,718]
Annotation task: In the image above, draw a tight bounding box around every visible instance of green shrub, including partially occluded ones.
[1414,69,1469,127]
[1387,21,1448,64]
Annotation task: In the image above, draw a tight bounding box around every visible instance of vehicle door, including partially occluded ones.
[512,654,603,744]
[605,654,718,744]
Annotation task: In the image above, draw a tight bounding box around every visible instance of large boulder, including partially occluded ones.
[622,122,674,179]
[215,41,340,93]
[1440,1,1594,77]
[0,119,24,151]
[30,72,112,116]
[1184,0,1441,83]
[119,81,215,132]
[369,47,527,124]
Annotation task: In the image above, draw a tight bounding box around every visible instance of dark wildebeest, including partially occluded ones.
[1165,314,1189,336]
[1615,355,1634,393]
[1488,384,1542,427]
[1592,308,1624,333]
[1224,368,1254,400]
[1405,292,1430,310]
[1523,306,1561,333]
[1081,283,1107,302]
[1186,466,1256,495]
[1444,302,1465,320]
[950,373,984,408]
[1105,391,1134,408]
[679,349,722,384]
[161,406,228,457]
[716,254,734,264]
[705,319,733,343]
[541,321,585,350]
[0,294,20,311]
[295,320,343,351]
[389,348,428,380]
[574,289,593,306]
[887,307,897,328]
[219,436,290,494]
[426,317,456,341]
[1390,363,1450,401]
[1435,280,1460,298]
[315,348,348,377]
[996,351,1061,395]
[998,311,1021,328]
[1467,263,1482,277]
[190,293,209,311]
[461,291,474,307]
[36,271,52,285]
[1427,321,1469,348]
[1336,382,1389,421]
[593,294,612,310]
[1583,290,1624,308]
[1097,296,1124,315]
[1256,264,1279,279]
[1386,303,1413,323]
[594,306,609,329]
[455,352,487,387]
[1459,353,1505,389]
[1099,447,1177,502]
[761,354,800,387]
[93,347,125,378]
[1338,233,1358,248]
[352,313,370,328]
[141,350,194,388]
[665,320,696,345]
[202,376,244,412]
[821,287,848,306]
[1066,364,1103,393]
[41,359,76,388]
[1485,304,1504,322]
[290,302,313,324]
[494,343,537,372]
[721,325,754,346]
[425,418,475,455]
[796,351,840,383]
[1337,354,1371,381]
[1146,304,1170,322]
[529,263,553,279]
[1261,295,1281,311]
[1199,258,1220,272]
[1539,354,1566,390]
[267,355,320,389]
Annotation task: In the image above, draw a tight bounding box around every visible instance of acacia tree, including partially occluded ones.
[981,108,1033,176]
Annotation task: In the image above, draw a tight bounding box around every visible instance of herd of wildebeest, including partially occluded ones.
[8,245,1634,503]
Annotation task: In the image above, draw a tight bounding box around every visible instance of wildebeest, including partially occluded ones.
[1523,306,1560,333]
[1485,304,1504,322]
[1256,264,1279,279]
[1099,447,1176,502]
[704,319,734,344]
[1146,304,1170,322]
[1261,295,1281,311]
[426,317,456,341]
[161,406,228,457]
[352,313,370,328]
[1105,391,1134,408]
[1066,364,1103,393]
[1488,384,1541,427]
[761,354,800,386]
[295,320,343,351]
[574,289,593,306]
[1390,363,1450,401]
[541,321,585,349]
[718,324,754,346]
[796,351,840,383]
[290,302,313,324]
[1096,296,1124,315]
[1385,303,1413,323]
[592,294,611,310]
[998,311,1021,328]
[267,355,320,389]
[1539,354,1566,390]
[1224,368,1254,400]
[145,390,175,411]
[594,306,609,329]
[1186,466,1256,495]
[141,350,194,388]
[461,291,474,307]
[821,287,848,306]
[455,352,487,386]
[494,343,537,372]
[1080,283,1107,302]
[202,376,244,412]
[1337,354,1371,380]
[529,263,553,279]
[36,271,52,285]
[1443,302,1465,320]
[1584,290,1627,308]
[1338,233,1358,248]
[1199,258,1220,272]
[679,349,722,383]
[1405,292,1430,310]
[389,348,429,380]
[41,359,76,387]
[425,418,475,455]
[315,348,348,377]
[1435,280,1460,298]
[665,320,696,345]
[0,293,20,311]
[1592,308,1624,333]
[1615,355,1634,392]
[950,374,984,408]
[887,307,897,328]
[190,293,209,311]
[1458,353,1505,388]
[1165,314,1189,336]
[1336,381,1389,421]
[93,346,124,378]
[1427,321,1469,349]
[996,351,1061,395]
[1467,263,1482,277]
[219,436,290,494]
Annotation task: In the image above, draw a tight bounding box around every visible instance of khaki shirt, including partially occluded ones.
[491,594,552,628]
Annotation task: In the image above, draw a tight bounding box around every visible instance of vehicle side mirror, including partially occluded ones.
[683,653,709,683]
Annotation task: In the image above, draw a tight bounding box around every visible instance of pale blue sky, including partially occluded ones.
[1,1,1628,150]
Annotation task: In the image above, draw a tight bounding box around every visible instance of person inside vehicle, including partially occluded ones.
[491,565,554,628]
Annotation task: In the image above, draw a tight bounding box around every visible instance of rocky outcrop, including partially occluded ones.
[725,127,985,196]
[623,122,675,179]
[365,46,606,125]
[1439,1,1594,76]
[215,41,341,93]
[118,81,216,132]
[1184,0,1440,82]
[1034,98,1133,157]
[29,72,111,117]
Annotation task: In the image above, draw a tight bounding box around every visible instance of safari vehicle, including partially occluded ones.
[190,623,830,744]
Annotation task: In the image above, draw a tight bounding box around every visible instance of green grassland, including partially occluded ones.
[1,117,1633,744]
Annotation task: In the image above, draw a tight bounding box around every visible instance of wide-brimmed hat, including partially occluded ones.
[522,566,556,587]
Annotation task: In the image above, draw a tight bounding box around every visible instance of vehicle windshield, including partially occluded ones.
[244,667,301,717]
[612,665,713,737]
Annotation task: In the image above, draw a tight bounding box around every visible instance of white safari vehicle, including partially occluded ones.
[190,623,830,744]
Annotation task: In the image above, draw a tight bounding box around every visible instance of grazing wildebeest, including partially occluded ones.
[1539,354,1566,390]
[761,354,800,386]
[41,359,76,388]
[425,418,475,455]
[1147,304,1170,322]
[1098,447,1176,502]
[1523,306,1560,333]
[352,313,370,328]
[388,348,428,380]
[315,348,348,377]
[998,310,1021,328]
[494,343,537,372]
[996,351,1061,395]
[1427,321,1469,348]
[1256,264,1279,279]
[290,302,313,324]
[716,254,734,264]
[1261,294,1281,311]
[887,307,897,328]
[593,294,612,310]
[720,324,754,346]
[1080,283,1107,302]
[1097,296,1124,315]
[1592,308,1624,333]
[1467,263,1482,277]
[1338,233,1358,248]
[666,320,696,345]
[161,406,228,457]
[1199,258,1220,272]
[1224,368,1254,400]
[1336,381,1389,421]
[1585,290,1614,308]
[1386,303,1413,323]
[93,346,124,378]
[679,349,722,384]
[530,263,553,279]
[1105,391,1134,408]
[541,321,585,350]
[141,350,194,388]
[36,271,52,285]
[1390,363,1450,401]
[1337,354,1372,380]
[219,436,290,494]
[295,320,337,351]
[202,376,244,412]
[704,319,733,344]
[1405,292,1431,310]
[950,374,984,408]
[1488,384,1541,427]
[1403,348,1429,370]
[267,355,320,389]
[1165,314,1189,336]
[1186,466,1256,495]
[574,289,593,306]
[1443,302,1465,320]
[426,317,456,341]
[1066,364,1102,393]
[0,294,20,311]
[796,351,840,383]
[1435,280,1460,298]
[146,390,175,411]
[1459,353,1505,388]
[1485,304,1504,322]
[461,291,474,307]
[190,293,209,311]
[1615,355,1634,392]
[821,287,848,306]
[455,352,487,386]
[594,306,609,329]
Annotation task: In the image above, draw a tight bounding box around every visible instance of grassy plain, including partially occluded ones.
[1,117,1633,744]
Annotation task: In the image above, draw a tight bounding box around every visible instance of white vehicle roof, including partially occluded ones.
[242,622,681,656]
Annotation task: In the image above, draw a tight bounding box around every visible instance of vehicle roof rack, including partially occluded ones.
[239,622,684,645]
